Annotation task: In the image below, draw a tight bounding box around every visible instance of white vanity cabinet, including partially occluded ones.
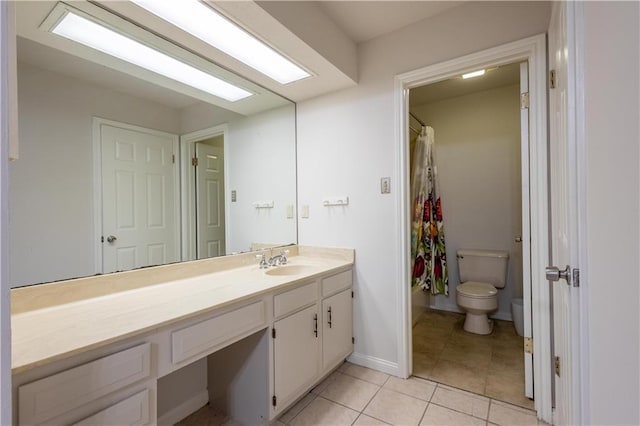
[17,343,155,426]
[271,268,353,415]
[11,248,355,425]
[322,289,353,371]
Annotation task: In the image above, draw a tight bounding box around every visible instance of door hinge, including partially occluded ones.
[549,69,557,89]
[272,395,277,407]
[192,157,198,167]
[351,290,354,298]
[352,337,355,344]
[520,92,529,109]
[272,328,276,339]
[100,236,104,243]
[524,337,533,354]
[555,356,561,376]
[172,154,175,164]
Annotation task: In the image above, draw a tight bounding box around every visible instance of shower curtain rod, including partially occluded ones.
[409,111,426,127]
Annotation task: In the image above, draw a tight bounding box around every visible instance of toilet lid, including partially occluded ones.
[457,281,497,298]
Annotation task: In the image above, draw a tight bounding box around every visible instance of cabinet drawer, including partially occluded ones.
[73,389,150,426]
[274,281,318,318]
[19,343,151,426]
[321,270,352,297]
[172,300,266,364]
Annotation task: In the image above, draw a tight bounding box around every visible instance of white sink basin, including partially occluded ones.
[264,264,317,276]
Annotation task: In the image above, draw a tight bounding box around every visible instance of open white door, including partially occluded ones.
[195,142,226,258]
[519,61,534,399]
[548,2,582,424]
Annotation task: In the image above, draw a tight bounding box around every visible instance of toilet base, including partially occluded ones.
[463,313,494,335]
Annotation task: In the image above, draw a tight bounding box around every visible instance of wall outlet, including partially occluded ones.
[381,177,391,194]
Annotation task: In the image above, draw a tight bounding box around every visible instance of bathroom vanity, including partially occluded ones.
[10,246,354,425]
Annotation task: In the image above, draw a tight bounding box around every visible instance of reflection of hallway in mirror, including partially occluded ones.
[412,309,531,409]
[195,136,226,259]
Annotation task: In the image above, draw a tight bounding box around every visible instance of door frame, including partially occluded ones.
[393,34,553,421]
[180,124,229,261]
[91,117,180,274]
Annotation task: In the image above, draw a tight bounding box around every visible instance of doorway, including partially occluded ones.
[394,35,553,423]
[194,137,226,259]
[408,61,530,408]
[180,124,229,261]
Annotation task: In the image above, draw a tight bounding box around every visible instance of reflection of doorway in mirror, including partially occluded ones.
[195,137,226,259]
[98,119,180,273]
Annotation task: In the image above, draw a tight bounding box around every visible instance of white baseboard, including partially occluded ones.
[347,352,399,376]
[157,389,209,426]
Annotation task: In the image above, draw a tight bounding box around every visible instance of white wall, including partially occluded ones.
[226,104,297,253]
[297,2,550,372]
[583,2,640,424]
[411,84,522,320]
[10,63,182,287]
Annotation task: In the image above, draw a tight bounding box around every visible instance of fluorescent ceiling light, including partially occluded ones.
[131,0,311,85]
[462,69,486,79]
[51,11,253,102]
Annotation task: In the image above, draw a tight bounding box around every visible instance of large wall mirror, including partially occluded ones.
[9,1,297,288]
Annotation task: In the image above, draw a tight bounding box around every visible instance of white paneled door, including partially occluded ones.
[548,2,582,424]
[195,142,225,259]
[100,122,179,273]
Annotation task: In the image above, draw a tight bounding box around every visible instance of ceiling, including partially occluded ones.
[316,1,464,43]
[409,62,522,107]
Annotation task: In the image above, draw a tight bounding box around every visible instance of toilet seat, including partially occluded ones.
[456,281,497,299]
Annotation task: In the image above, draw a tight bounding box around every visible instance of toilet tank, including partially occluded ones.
[457,249,509,288]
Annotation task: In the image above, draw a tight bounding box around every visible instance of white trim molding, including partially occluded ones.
[393,34,552,422]
[0,2,13,423]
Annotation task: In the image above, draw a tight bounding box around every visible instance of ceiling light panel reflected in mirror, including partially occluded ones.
[131,0,311,84]
[48,7,252,102]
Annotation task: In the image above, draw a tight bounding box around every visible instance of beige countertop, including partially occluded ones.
[11,246,354,374]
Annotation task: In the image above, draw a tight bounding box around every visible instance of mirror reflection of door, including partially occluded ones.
[100,121,179,273]
[195,137,226,259]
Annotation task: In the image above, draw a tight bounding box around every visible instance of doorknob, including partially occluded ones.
[546,265,571,285]
[515,236,522,243]
[106,235,117,243]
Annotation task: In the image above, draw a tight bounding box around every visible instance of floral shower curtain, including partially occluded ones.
[410,126,448,295]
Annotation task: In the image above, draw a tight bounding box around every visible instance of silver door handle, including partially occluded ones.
[546,265,571,285]
[106,235,117,243]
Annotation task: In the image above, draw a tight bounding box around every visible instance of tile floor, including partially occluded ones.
[275,362,545,426]
[177,361,543,426]
[412,310,532,410]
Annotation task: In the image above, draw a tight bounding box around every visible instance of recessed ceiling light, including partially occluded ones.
[131,0,311,85]
[462,69,486,79]
[51,11,253,102]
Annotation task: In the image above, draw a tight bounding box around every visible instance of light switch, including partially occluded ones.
[286,204,294,219]
[301,204,309,218]
[381,177,391,194]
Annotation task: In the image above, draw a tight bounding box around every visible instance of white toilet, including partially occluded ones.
[456,249,509,335]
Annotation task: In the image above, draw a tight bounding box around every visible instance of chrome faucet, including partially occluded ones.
[268,249,289,267]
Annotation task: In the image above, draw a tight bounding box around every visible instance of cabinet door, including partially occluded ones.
[273,305,320,409]
[322,289,353,372]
